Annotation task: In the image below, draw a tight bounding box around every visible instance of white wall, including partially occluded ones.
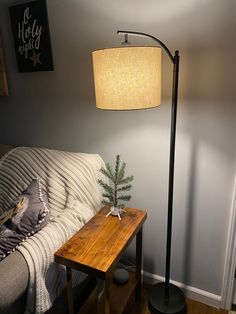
[0,0,236,298]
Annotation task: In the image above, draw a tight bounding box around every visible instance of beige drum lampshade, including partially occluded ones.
[92,46,161,110]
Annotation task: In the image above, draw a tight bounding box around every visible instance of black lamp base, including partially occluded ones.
[148,282,186,314]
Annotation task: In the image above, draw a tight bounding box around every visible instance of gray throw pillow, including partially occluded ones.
[0,178,50,260]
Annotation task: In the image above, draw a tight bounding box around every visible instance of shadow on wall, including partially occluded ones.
[182,140,196,286]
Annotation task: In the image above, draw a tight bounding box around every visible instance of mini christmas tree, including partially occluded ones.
[98,155,133,218]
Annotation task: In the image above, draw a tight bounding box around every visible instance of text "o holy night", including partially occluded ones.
[18,7,43,59]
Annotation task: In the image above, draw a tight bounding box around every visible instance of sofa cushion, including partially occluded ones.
[0,251,28,313]
[0,178,50,260]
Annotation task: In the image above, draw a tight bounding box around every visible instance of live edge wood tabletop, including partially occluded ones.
[55,206,147,314]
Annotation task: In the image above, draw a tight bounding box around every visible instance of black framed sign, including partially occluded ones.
[9,0,54,72]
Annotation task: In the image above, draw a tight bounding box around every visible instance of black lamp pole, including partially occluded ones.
[117,30,186,314]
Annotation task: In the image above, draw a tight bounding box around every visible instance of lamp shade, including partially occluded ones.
[92,47,161,110]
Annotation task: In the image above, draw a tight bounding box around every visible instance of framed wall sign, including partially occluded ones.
[0,36,9,96]
[9,0,54,72]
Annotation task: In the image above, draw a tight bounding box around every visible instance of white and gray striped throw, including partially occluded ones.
[0,146,106,313]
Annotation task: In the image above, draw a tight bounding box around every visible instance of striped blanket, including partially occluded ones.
[0,147,106,313]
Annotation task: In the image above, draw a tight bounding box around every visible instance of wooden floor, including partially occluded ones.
[79,284,228,314]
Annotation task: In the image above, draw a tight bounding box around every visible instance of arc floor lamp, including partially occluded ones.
[92,30,186,314]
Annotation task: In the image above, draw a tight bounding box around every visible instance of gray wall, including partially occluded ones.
[0,0,236,296]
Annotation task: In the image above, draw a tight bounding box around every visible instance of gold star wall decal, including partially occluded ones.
[30,50,41,67]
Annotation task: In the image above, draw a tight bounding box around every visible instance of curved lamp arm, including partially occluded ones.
[117,30,176,64]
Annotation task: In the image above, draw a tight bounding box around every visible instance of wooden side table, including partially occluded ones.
[55,206,147,314]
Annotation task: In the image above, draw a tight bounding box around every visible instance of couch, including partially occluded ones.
[0,145,105,314]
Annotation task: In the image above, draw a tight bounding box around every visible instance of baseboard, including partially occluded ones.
[142,270,221,309]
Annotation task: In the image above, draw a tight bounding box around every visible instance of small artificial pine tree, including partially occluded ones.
[98,155,133,209]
